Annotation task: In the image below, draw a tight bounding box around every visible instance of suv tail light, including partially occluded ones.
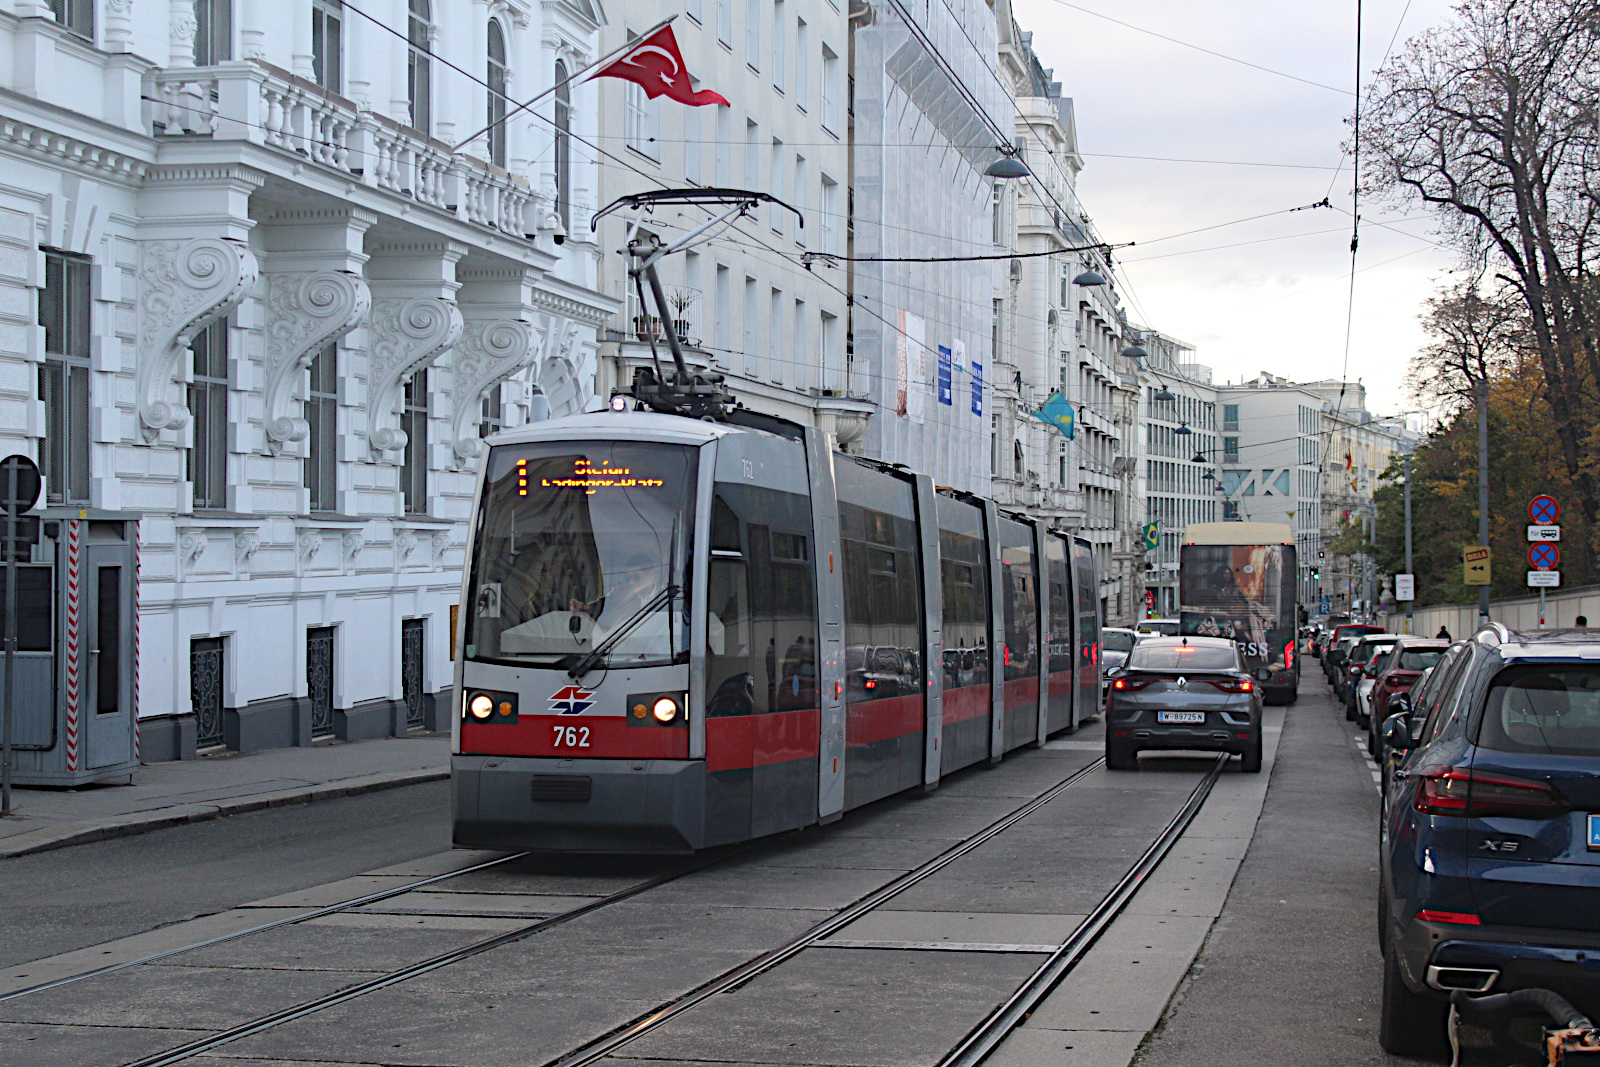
[1413,766,1569,818]
[1206,677,1254,693]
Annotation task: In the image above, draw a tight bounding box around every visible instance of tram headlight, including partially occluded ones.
[652,697,679,723]
[468,694,494,720]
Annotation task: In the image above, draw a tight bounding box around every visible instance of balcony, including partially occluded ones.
[146,61,536,238]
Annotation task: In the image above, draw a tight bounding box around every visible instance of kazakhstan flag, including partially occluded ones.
[1030,391,1076,440]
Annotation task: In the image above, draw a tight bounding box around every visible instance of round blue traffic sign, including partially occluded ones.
[1530,542,1560,570]
[1530,495,1560,525]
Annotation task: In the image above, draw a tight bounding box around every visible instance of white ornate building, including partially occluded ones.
[0,0,614,757]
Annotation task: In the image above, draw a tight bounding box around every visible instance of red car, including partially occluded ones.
[1363,636,1449,756]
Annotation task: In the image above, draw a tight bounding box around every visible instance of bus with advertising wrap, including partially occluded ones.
[1179,522,1299,704]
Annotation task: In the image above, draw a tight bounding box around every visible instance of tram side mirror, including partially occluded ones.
[1383,713,1417,750]
[1255,668,1272,681]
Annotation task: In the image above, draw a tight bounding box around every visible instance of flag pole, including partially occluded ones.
[450,15,679,153]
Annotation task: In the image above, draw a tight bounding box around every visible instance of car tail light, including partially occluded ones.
[1417,910,1481,926]
[1112,676,1157,692]
[1413,766,1569,818]
[1207,677,1254,693]
[1284,642,1294,670]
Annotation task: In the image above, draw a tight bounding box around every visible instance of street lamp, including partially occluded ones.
[1073,270,1107,287]
[984,154,1031,179]
[1190,450,1207,464]
[1174,423,1192,435]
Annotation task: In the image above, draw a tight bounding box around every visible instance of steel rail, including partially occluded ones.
[939,753,1229,1067]
[114,752,1112,1067]
[1,850,530,1003]
[543,755,1112,1067]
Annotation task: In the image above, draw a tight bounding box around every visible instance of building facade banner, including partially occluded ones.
[896,309,927,423]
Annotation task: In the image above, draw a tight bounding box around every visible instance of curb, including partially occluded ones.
[0,768,450,860]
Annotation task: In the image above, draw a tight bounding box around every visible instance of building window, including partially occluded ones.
[793,154,806,245]
[820,45,839,132]
[48,0,93,40]
[39,251,91,506]
[306,343,338,513]
[991,182,1005,245]
[769,138,783,234]
[624,32,662,161]
[717,0,732,45]
[819,175,837,255]
[768,288,783,383]
[1222,403,1238,432]
[771,0,785,91]
[743,275,758,375]
[480,383,503,438]
[715,106,732,184]
[312,0,343,92]
[745,0,760,68]
[188,320,229,510]
[715,265,731,353]
[195,0,233,64]
[684,93,702,185]
[401,370,428,514]
[554,59,572,230]
[792,298,806,389]
[686,0,702,21]
[991,298,1002,361]
[486,19,507,168]
[407,0,432,132]
[1223,436,1239,464]
[795,19,808,109]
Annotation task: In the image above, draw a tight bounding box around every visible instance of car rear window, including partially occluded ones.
[1102,631,1136,654]
[1129,644,1238,670]
[1399,649,1445,671]
[1478,665,1600,756]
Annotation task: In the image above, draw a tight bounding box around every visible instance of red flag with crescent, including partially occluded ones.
[591,25,730,107]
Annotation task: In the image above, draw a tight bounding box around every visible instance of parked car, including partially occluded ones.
[1100,627,1138,697]
[1312,615,1351,658]
[1378,625,1600,1058]
[1104,636,1264,772]
[1339,634,1398,717]
[1377,642,1470,797]
[1351,634,1402,727]
[1365,637,1450,757]
[1324,623,1386,681]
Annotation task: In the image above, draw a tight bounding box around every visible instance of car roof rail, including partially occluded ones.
[1474,621,1511,645]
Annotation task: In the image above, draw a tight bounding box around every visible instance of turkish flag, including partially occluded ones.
[592,25,730,107]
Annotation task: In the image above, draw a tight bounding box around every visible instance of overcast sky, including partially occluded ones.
[1010,0,1460,418]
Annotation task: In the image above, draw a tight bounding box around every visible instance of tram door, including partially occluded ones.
[1071,537,1101,725]
[935,493,992,774]
[835,459,924,810]
[998,516,1039,753]
[1045,534,1074,734]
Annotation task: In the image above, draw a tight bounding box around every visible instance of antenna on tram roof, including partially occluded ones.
[593,188,801,420]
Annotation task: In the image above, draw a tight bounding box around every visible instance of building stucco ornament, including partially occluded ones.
[341,531,366,566]
[364,298,463,460]
[262,271,371,452]
[179,531,208,565]
[234,529,262,572]
[395,529,418,563]
[297,532,321,562]
[136,238,258,443]
[448,318,540,464]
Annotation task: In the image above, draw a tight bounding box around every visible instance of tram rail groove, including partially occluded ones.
[542,755,1110,1067]
[0,851,534,1003]
[112,752,1109,1067]
[941,753,1228,1067]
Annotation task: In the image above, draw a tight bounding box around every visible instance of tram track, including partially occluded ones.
[100,749,1226,1067]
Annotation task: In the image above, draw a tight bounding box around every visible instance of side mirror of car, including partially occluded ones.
[1389,693,1412,718]
[1383,713,1416,750]
[1255,667,1272,681]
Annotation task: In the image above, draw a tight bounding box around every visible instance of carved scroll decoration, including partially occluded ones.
[261,270,371,452]
[136,238,258,443]
[364,298,463,460]
[448,318,541,464]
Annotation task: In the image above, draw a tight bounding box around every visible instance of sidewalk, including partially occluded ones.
[0,734,451,859]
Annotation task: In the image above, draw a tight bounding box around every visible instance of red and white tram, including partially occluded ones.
[451,409,1101,852]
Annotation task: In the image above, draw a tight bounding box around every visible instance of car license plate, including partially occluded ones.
[1588,814,1600,851]
[1157,711,1206,724]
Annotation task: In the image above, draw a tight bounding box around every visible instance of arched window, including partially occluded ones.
[407,0,432,133]
[554,59,571,233]
[487,19,507,168]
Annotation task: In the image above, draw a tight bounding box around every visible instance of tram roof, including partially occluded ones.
[483,410,761,449]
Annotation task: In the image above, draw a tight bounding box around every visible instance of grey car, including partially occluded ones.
[1104,636,1264,772]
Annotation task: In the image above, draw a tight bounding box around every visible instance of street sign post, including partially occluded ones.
[1530,543,1560,570]
[1530,495,1560,525]
[0,453,42,816]
[1464,545,1492,586]
[1528,525,1561,542]
[1528,571,1561,588]
[1395,574,1415,601]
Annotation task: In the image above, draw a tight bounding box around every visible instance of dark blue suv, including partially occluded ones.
[1379,624,1600,1059]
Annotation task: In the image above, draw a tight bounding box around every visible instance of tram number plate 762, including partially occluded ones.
[552,725,592,748]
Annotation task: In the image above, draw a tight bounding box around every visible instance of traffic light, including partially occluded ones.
[1312,567,1322,581]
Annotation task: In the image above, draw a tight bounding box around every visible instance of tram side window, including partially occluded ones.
[1049,559,1071,675]
[839,498,922,702]
[706,486,817,717]
[939,526,990,693]
[1000,521,1037,682]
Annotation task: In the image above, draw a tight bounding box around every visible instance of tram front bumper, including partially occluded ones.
[452,755,706,853]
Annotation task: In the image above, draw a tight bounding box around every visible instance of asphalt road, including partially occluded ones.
[1135,670,1419,1066]
[0,779,452,968]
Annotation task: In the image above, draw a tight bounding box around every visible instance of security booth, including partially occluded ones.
[1,509,140,787]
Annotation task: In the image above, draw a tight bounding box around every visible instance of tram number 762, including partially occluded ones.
[552,725,592,748]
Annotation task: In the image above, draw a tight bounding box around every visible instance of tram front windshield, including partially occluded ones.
[465,441,698,669]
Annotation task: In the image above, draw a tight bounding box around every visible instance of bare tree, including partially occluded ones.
[1404,281,1526,411]
[1361,0,1600,521]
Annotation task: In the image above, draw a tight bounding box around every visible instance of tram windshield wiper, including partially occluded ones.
[566,584,681,681]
